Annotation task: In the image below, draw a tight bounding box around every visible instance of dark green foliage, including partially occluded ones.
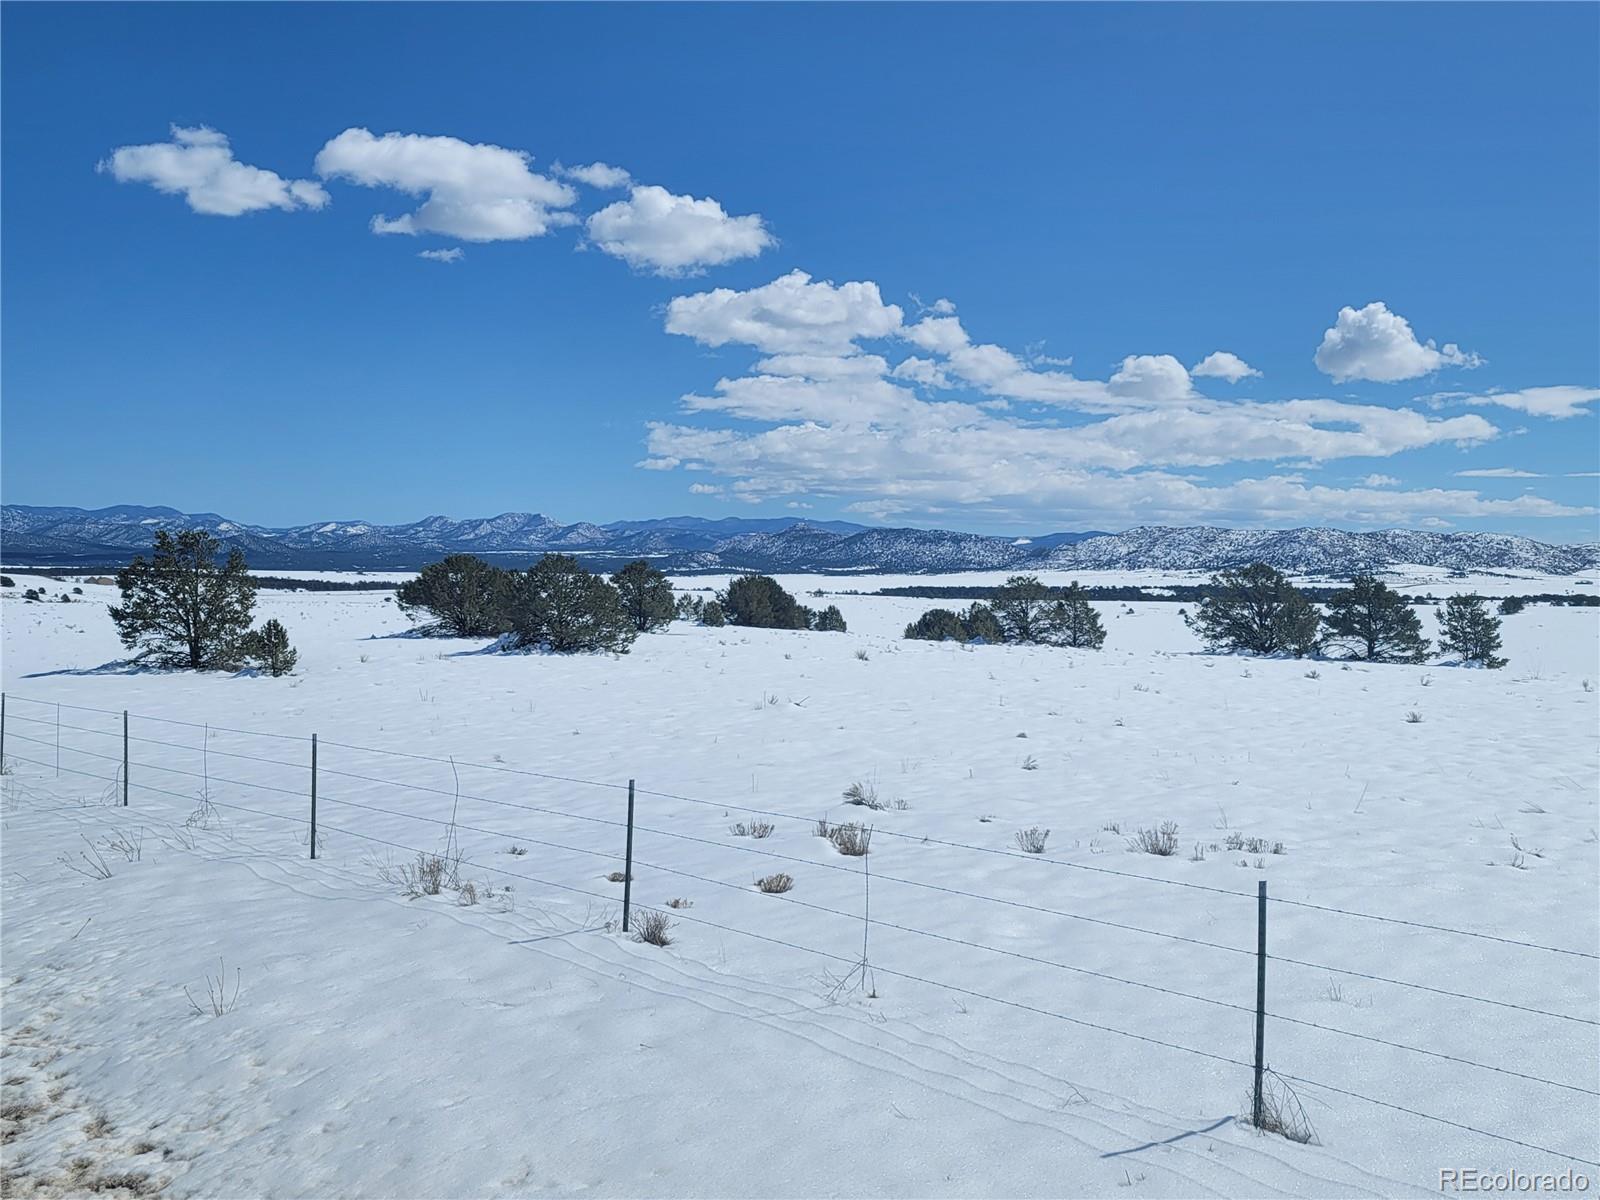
[990,575,1059,643]
[1498,596,1526,616]
[1438,595,1506,668]
[700,599,726,627]
[395,555,511,637]
[904,608,967,641]
[1184,563,1321,657]
[611,560,676,633]
[720,574,810,630]
[813,604,848,633]
[959,603,1004,643]
[1321,574,1431,663]
[242,618,299,676]
[675,593,704,621]
[505,554,636,653]
[109,529,258,670]
[1053,583,1107,649]
[0,576,12,587]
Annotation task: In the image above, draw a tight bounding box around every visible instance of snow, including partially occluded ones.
[3,572,1597,1197]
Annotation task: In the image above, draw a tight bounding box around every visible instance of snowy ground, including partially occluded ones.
[2,572,1597,1197]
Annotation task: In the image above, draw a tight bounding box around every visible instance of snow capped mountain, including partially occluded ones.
[2,504,1595,575]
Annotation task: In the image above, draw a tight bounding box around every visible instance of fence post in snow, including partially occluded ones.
[310,734,318,860]
[55,702,61,777]
[622,779,636,933]
[1253,878,1267,1128]
[1,692,6,770]
[122,710,129,806]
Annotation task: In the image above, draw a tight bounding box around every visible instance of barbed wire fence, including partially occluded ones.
[1,690,1595,1169]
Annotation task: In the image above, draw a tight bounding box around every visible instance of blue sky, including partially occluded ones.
[3,2,1597,540]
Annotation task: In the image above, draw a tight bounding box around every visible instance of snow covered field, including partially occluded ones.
[2,572,1597,1197]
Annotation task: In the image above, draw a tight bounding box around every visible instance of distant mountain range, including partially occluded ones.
[3,504,1596,576]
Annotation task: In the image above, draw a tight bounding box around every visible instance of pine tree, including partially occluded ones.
[904,608,966,641]
[243,619,299,676]
[109,529,257,670]
[719,575,810,629]
[1054,584,1107,649]
[505,554,636,653]
[611,560,676,633]
[675,593,705,621]
[1322,574,1430,663]
[1437,594,1507,668]
[1185,563,1321,656]
[699,599,726,627]
[395,555,511,637]
[959,603,1004,643]
[991,575,1060,643]
[1498,596,1526,616]
[813,604,848,633]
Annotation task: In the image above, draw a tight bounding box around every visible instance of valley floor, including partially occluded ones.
[2,575,1597,1197]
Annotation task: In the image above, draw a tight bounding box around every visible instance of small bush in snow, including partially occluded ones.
[242,618,298,676]
[841,781,882,809]
[607,870,632,883]
[755,872,794,893]
[633,910,673,947]
[699,600,726,627]
[665,897,694,909]
[185,958,242,1017]
[729,819,775,838]
[813,605,848,633]
[1020,755,1039,771]
[1014,826,1049,854]
[1249,1072,1317,1144]
[1128,822,1180,856]
[855,648,870,661]
[1404,710,1424,723]
[828,822,872,856]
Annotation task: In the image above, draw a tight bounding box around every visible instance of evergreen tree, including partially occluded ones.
[506,554,636,653]
[675,594,705,621]
[959,603,1004,643]
[904,608,967,641]
[1184,563,1321,656]
[242,619,299,676]
[990,575,1061,644]
[1322,574,1431,663]
[699,599,726,627]
[813,604,848,633]
[1498,596,1527,616]
[109,529,257,670]
[1054,583,1107,649]
[719,574,810,629]
[611,559,676,632]
[1438,594,1507,668]
[395,555,511,637]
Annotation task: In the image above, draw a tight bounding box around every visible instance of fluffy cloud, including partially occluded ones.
[1191,351,1261,383]
[314,128,575,241]
[585,185,773,275]
[99,125,328,216]
[665,270,903,355]
[418,248,463,263]
[1314,302,1483,383]
[1109,355,1195,403]
[558,161,632,189]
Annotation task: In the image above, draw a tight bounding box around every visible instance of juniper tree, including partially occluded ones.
[395,555,511,637]
[991,575,1061,644]
[1053,583,1107,649]
[1185,563,1321,656]
[813,604,848,633]
[611,559,676,633]
[1498,596,1526,616]
[720,574,810,629]
[506,554,636,653]
[959,602,1004,643]
[1322,574,1430,663]
[1437,594,1507,668]
[699,599,726,627]
[242,619,299,676]
[904,608,966,641]
[109,529,257,670]
[675,593,705,621]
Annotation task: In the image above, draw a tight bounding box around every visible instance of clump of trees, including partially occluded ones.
[1437,594,1506,668]
[612,560,675,632]
[717,575,847,633]
[1184,563,1321,657]
[675,593,728,627]
[505,555,636,653]
[905,579,1102,648]
[1322,574,1431,663]
[396,555,511,637]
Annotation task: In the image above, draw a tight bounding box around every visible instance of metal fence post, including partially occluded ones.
[622,779,636,932]
[122,710,129,806]
[1,692,6,770]
[1253,878,1267,1128]
[310,734,318,860]
[55,702,61,777]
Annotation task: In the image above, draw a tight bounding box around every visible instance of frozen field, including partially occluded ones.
[2,571,1597,1197]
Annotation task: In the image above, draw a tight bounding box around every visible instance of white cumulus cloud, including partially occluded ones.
[665,270,903,355]
[585,185,773,275]
[1191,351,1261,383]
[99,125,328,216]
[1109,355,1195,403]
[314,128,576,242]
[558,161,632,189]
[1314,301,1483,383]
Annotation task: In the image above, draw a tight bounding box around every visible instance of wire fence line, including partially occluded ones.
[1,690,1596,1167]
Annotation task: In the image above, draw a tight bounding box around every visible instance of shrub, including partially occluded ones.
[755,872,794,893]
[729,819,775,838]
[395,555,512,637]
[813,604,848,633]
[1185,563,1321,657]
[904,608,966,641]
[611,560,676,632]
[109,529,258,670]
[633,910,673,946]
[0,575,12,587]
[665,897,694,909]
[1437,594,1506,668]
[828,822,872,856]
[675,594,704,621]
[959,603,1004,643]
[1054,583,1107,650]
[1321,575,1430,663]
[842,781,884,809]
[1128,822,1179,856]
[1015,826,1050,854]
[991,575,1059,643]
[1498,596,1527,616]
[699,599,726,627]
[720,574,810,630]
[505,554,636,653]
[242,619,298,676]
